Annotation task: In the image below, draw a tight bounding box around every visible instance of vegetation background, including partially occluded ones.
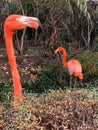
[0,0,98,129]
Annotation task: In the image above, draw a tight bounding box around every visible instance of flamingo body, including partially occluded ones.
[4,14,43,107]
[67,60,83,79]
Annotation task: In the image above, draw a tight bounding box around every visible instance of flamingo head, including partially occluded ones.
[4,14,43,31]
[54,47,66,54]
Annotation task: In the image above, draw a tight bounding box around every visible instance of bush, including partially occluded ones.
[23,60,69,93]
[76,50,98,81]
[1,89,98,129]
[0,82,13,102]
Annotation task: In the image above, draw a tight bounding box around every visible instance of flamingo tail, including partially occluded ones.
[74,72,83,79]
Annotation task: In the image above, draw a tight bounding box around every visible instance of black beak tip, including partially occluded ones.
[38,26,43,32]
[38,25,46,36]
[37,20,43,31]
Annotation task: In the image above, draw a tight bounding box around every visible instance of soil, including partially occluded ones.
[0,47,45,82]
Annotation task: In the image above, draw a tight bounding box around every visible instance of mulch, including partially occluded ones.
[0,55,44,82]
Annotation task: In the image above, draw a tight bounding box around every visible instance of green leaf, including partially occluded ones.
[21,0,34,4]
[7,0,13,3]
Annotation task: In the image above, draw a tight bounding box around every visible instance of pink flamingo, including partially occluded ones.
[54,47,83,88]
[4,14,43,107]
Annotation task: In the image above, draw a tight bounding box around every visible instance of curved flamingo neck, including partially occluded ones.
[61,49,68,68]
[4,28,23,104]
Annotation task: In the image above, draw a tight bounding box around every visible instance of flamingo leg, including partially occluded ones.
[74,77,77,88]
[70,76,72,89]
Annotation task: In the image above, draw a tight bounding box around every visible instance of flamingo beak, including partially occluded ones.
[37,19,43,31]
[54,49,58,54]
[27,17,44,31]
[26,17,43,31]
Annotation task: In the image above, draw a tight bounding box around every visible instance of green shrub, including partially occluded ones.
[23,60,69,93]
[76,51,98,81]
[0,82,13,102]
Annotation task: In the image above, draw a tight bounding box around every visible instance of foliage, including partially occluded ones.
[7,0,13,3]
[65,0,97,49]
[76,51,98,80]
[0,88,98,129]
[0,82,13,102]
[22,60,69,93]
[0,0,97,55]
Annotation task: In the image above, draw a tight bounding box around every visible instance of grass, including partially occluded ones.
[0,87,98,130]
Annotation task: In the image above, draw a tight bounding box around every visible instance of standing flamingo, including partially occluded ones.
[4,14,43,107]
[54,47,83,88]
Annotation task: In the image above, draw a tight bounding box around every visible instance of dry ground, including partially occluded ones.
[0,46,45,82]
